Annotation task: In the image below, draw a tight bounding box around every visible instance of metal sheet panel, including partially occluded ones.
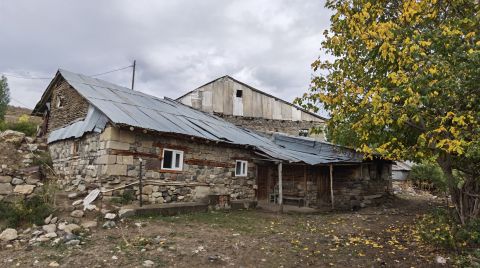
[54,69,364,165]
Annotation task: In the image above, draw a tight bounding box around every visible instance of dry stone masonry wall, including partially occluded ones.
[0,130,48,202]
[48,81,89,132]
[49,126,257,205]
[216,114,325,140]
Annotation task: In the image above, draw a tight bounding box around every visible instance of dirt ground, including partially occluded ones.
[0,194,452,268]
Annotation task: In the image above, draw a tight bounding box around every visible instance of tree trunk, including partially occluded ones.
[438,154,480,225]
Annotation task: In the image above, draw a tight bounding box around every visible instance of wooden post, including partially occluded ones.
[131,60,136,90]
[304,166,307,207]
[139,158,143,207]
[278,162,283,213]
[329,164,334,210]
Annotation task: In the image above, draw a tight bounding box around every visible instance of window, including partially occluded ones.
[235,160,248,177]
[72,141,79,156]
[56,95,64,108]
[236,90,243,98]
[299,129,309,137]
[161,149,183,171]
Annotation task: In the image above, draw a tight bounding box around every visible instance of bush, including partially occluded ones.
[408,162,447,192]
[0,120,38,137]
[0,196,53,228]
[416,208,480,250]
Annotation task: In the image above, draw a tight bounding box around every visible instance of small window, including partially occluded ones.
[162,149,183,171]
[235,160,248,177]
[236,90,243,98]
[72,141,79,155]
[56,95,64,108]
[299,129,309,137]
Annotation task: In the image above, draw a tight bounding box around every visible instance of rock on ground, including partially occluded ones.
[70,210,84,218]
[0,228,18,241]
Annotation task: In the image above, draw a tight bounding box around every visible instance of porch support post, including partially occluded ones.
[278,161,283,213]
[329,164,334,210]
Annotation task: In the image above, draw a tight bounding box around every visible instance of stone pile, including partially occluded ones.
[0,130,49,202]
[0,213,88,247]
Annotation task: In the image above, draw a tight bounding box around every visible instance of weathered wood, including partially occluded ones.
[278,162,283,213]
[109,149,159,159]
[184,158,235,168]
[330,164,334,209]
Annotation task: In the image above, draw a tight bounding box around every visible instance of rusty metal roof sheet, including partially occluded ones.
[48,69,363,165]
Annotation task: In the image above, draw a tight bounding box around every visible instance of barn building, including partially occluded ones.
[177,76,326,139]
[32,70,391,210]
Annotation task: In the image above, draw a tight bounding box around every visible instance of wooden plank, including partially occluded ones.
[252,91,263,117]
[224,78,234,115]
[242,84,253,117]
[212,79,224,113]
[281,102,292,120]
[278,162,283,213]
[330,164,334,209]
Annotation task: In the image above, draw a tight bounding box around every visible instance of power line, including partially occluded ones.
[1,73,51,80]
[10,97,31,108]
[90,64,133,77]
[1,63,134,80]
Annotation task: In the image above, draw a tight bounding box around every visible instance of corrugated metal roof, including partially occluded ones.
[392,161,414,171]
[48,105,109,143]
[47,69,363,165]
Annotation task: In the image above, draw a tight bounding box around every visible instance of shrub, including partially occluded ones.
[0,196,53,228]
[0,119,38,137]
[415,208,456,249]
[416,208,480,253]
[409,162,447,192]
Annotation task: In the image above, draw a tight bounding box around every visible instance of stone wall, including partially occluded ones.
[331,162,392,209]
[48,80,89,132]
[49,126,257,205]
[215,113,325,140]
[0,130,48,202]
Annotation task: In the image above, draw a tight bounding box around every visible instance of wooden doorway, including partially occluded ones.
[257,165,270,200]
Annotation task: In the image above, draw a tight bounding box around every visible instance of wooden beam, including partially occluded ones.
[330,164,334,210]
[278,162,283,213]
[304,165,307,205]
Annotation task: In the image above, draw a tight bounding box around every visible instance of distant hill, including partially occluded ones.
[4,105,42,124]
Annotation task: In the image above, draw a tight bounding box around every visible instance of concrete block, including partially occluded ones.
[105,141,130,151]
[119,130,135,143]
[102,164,127,176]
[95,155,117,165]
[100,127,120,141]
[122,155,134,165]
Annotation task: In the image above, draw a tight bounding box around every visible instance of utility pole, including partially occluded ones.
[131,60,136,90]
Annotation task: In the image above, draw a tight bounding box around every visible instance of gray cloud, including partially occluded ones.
[0,0,331,110]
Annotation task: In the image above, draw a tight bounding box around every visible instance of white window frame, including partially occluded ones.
[235,160,248,177]
[161,148,184,171]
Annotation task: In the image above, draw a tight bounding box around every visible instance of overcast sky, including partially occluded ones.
[0,0,331,111]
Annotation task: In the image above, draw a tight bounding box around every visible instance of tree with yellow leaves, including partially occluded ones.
[297,0,479,224]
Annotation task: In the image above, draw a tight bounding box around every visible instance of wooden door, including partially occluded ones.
[257,165,269,200]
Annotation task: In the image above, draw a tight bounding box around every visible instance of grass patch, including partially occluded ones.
[0,196,53,228]
[136,210,268,234]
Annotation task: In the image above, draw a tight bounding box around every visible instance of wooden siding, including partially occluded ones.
[178,76,324,123]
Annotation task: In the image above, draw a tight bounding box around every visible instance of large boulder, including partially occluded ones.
[0,130,25,145]
[0,228,18,241]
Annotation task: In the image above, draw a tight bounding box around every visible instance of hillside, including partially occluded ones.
[4,105,42,124]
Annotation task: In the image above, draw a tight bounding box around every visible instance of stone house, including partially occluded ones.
[177,75,327,140]
[32,69,391,209]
